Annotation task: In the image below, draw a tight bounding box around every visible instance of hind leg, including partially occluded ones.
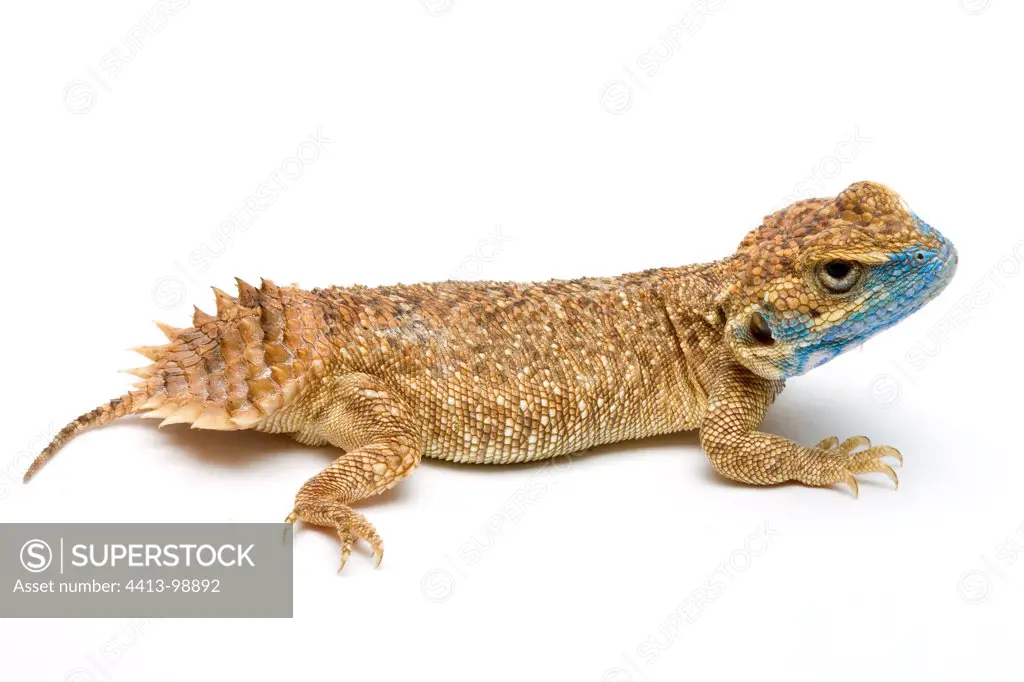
[285,373,421,571]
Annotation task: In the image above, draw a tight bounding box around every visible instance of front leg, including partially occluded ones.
[698,362,902,496]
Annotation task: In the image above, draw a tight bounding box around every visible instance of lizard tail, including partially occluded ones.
[24,392,146,482]
[25,277,331,483]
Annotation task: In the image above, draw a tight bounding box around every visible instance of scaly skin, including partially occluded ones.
[25,181,958,570]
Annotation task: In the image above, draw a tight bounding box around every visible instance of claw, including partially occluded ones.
[336,528,356,573]
[290,504,384,571]
[283,510,298,541]
[843,473,859,499]
[839,436,871,453]
[816,436,839,450]
[879,464,899,490]
[809,436,903,498]
[876,446,904,467]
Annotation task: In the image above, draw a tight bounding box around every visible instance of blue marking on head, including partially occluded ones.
[725,183,960,382]
[771,213,957,378]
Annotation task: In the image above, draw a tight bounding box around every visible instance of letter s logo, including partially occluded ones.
[20,539,53,573]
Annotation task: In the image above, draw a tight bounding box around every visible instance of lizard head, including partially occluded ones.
[721,181,958,380]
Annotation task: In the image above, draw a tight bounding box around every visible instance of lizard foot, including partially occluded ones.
[286,504,384,572]
[804,436,903,498]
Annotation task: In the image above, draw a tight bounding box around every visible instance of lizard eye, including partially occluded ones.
[817,260,863,294]
[748,311,775,345]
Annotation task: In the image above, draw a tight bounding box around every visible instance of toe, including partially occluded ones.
[282,510,298,542]
[876,445,904,467]
[847,450,902,490]
[842,472,859,499]
[839,436,871,453]
[337,536,354,573]
[358,523,384,566]
[879,463,899,489]
[816,436,840,450]
[291,503,385,571]
[335,525,356,573]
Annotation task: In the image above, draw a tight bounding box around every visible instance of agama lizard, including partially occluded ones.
[24,181,958,570]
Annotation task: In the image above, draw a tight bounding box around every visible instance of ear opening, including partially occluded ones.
[748,310,775,345]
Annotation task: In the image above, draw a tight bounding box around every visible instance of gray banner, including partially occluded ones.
[0,523,293,617]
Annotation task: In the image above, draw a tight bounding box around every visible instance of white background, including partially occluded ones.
[2,1,1022,680]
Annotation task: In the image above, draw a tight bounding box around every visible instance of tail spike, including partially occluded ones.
[158,403,203,427]
[140,394,167,410]
[192,406,233,430]
[155,321,184,341]
[193,305,216,327]
[132,345,165,362]
[122,367,153,379]
[212,287,238,319]
[140,404,177,420]
[235,278,260,308]
[260,278,280,296]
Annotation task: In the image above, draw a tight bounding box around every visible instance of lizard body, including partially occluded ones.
[25,181,958,570]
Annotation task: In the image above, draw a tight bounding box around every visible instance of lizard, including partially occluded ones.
[23,181,958,571]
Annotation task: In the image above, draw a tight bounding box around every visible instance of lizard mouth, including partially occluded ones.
[922,239,958,305]
[942,242,959,280]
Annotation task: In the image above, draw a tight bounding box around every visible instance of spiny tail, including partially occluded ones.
[24,392,146,482]
[24,277,334,483]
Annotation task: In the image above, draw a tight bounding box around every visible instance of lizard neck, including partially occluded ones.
[639,260,737,427]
